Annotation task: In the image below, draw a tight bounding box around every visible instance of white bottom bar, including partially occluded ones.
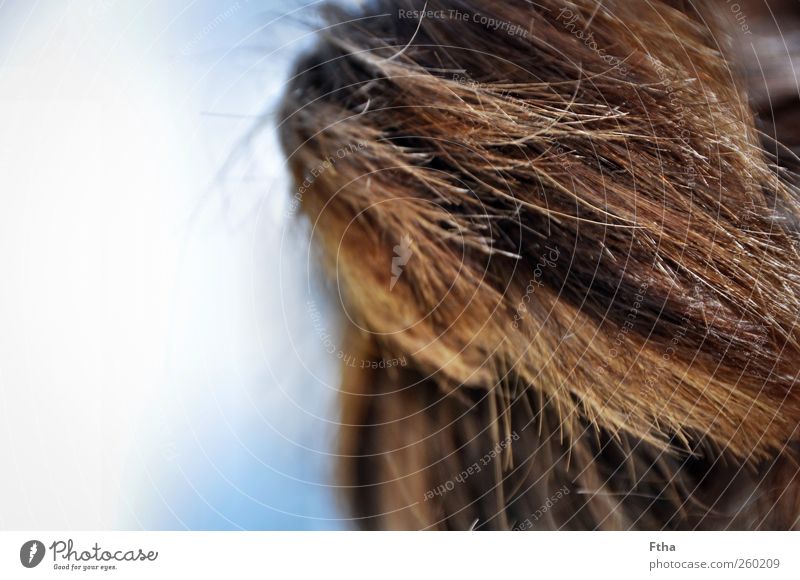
[1,532,797,579]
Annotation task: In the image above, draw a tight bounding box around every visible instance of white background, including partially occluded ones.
[0,0,348,530]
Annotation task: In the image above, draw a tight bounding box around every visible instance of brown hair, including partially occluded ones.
[279,0,800,529]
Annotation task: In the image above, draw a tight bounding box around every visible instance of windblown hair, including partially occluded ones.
[279,0,800,529]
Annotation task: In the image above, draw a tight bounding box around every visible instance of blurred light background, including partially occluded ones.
[0,0,350,529]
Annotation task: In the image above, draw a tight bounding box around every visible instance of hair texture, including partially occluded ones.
[279,0,800,529]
